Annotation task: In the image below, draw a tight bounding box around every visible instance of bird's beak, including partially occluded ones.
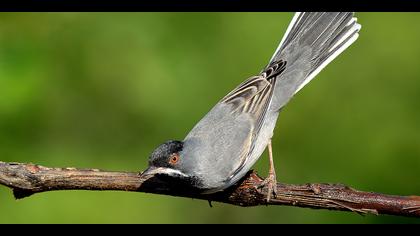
[140,166,189,178]
[140,166,157,177]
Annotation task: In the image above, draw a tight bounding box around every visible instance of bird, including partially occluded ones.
[141,12,361,201]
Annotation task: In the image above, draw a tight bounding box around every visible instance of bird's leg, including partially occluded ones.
[257,139,278,202]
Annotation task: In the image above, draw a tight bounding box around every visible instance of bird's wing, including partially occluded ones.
[221,60,286,135]
[182,60,287,189]
[219,60,287,180]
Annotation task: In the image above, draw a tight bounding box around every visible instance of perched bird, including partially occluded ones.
[141,12,361,201]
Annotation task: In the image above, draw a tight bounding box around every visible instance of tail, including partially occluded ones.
[269,12,361,99]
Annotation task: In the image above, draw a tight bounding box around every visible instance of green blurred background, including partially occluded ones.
[0,12,419,223]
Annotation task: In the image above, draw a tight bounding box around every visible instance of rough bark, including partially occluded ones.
[0,161,419,217]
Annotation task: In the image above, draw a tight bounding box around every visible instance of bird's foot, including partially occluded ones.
[257,171,278,203]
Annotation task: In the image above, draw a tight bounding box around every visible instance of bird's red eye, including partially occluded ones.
[169,154,179,165]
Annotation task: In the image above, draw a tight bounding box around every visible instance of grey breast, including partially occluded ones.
[181,102,254,190]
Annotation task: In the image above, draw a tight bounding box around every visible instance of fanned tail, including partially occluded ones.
[270,12,361,95]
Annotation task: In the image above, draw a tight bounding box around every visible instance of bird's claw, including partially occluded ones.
[257,172,277,202]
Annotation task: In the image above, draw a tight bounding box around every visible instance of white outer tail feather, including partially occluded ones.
[270,12,361,95]
[295,25,361,94]
[269,12,303,62]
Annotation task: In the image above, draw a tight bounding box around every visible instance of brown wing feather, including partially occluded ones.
[219,60,287,179]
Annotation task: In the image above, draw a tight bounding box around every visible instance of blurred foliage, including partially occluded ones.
[0,12,419,223]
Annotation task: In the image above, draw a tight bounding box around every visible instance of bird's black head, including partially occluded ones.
[149,140,184,168]
[141,140,187,178]
[141,140,204,192]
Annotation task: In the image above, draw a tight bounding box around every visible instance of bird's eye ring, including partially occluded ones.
[169,153,179,165]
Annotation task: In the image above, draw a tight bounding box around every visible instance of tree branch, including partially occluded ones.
[0,161,419,217]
